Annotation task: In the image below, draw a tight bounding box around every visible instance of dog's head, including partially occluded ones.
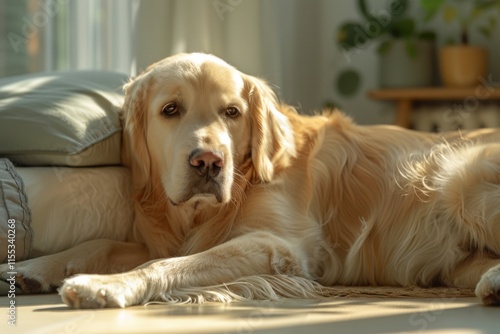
[122,53,295,207]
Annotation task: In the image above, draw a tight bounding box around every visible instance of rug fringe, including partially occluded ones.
[319,285,476,298]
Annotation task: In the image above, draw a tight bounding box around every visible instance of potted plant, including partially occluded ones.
[337,0,436,88]
[421,0,500,87]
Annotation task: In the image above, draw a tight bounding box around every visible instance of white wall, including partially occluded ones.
[319,0,395,125]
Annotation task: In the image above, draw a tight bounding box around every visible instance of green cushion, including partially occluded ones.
[0,71,128,166]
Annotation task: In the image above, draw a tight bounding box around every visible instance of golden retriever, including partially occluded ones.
[3,53,500,308]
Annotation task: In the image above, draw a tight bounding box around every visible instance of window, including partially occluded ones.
[0,0,138,77]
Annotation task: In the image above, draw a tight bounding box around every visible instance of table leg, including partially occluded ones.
[396,99,412,128]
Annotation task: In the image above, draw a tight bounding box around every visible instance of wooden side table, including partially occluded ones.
[369,86,500,128]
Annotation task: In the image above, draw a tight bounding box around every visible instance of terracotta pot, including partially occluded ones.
[439,46,488,87]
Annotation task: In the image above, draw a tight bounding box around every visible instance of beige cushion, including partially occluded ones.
[0,71,128,166]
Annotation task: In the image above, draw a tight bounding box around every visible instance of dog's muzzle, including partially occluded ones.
[170,148,226,203]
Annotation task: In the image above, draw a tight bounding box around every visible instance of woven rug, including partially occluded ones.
[322,286,476,299]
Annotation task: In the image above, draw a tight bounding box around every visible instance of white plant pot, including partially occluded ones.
[379,39,435,88]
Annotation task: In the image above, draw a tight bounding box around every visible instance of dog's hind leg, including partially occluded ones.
[435,144,500,254]
[439,143,500,305]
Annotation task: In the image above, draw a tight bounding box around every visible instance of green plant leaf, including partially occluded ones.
[389,0,411,18]
[443,5,458,23]
[323,100,341,110]
[405,40,418,58]
[418,30,437,40]
[465,0,500,26]
[336,69,362,97]
[489,16,497,28]
[390,18,416,38]
[377,40,393,54]
[336,22,367,49]
[475,0,500,11]
[478,25,493,37]
[471,7,484,19]
[444,36,457,45]
[420,0,446,21]
[357,0,373,21]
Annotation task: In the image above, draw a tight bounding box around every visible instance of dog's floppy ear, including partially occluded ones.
[121,71,152,200]
[243,74,296,182]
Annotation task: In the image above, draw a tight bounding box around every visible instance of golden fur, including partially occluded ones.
[3,53,500,308]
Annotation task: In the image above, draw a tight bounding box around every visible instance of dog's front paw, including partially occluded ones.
[475,265,500,306]
[60,274,141,309]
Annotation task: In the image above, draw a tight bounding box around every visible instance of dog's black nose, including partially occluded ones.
[189,149,224,177]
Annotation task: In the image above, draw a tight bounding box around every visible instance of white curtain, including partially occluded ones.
[44,0,139,75]
[64,0,138,74]
[134,1,270,80]
[134,0,334,114]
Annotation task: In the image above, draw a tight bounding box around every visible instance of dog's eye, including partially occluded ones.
[225,106,240,118]
[161,103,178,117]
